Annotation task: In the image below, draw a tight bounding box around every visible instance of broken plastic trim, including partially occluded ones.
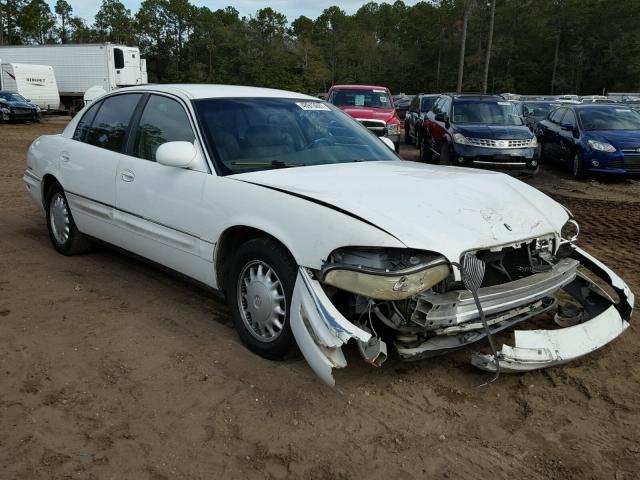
[472,246,634,373]
[290,267,378,386]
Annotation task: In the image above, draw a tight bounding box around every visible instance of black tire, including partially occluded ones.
[572,151,586,179]
[440,142,452,165]
[404,121,410,144]
[419,133,433,163]
[394,142,400,154]
[536,141,545,162]
[414,128,421,148]
[226,238,297,360]
[45,184,92,255]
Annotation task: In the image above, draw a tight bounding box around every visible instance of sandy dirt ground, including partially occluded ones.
[1,118,639,479]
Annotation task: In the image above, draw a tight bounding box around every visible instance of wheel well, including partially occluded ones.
[41,174,61,207]
[215,226,294,293]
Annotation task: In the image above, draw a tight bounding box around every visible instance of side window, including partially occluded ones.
[563,110,576,127]
[86,93,143,152]
[73,101,102,142]
[432,98,443,114]
[133,95,196,161]
[441,98,452,116]
[409,96,419,112]
[114,48,125,69]
[549,108,565,124]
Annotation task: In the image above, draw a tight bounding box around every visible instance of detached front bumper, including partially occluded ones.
[472,247,634,372]
[291,247,633,385]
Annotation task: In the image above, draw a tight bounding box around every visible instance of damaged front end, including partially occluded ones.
[290,233,634,385]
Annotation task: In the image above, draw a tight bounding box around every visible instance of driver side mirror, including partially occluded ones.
[156,141,197,168]
[435,113,449,123]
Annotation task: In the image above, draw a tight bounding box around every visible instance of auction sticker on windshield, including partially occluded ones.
[296,102,331,111]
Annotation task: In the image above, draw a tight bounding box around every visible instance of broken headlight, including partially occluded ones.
[321,247,451,300]
[561,218,579,244]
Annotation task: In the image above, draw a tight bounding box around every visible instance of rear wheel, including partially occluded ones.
[45,185,92,255]
[572,151,586,179]
[226,238,297,360]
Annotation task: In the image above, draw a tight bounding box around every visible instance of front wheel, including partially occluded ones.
[419,134,433,163]
[536,141,545,162]
[404,122,410,144]
[45,185,92,255]
[440,142,452,165]
[572,151,586,179]
[226,238,297,360]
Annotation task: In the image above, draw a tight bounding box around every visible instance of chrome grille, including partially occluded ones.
[467,138,533,149]
[620,147,640,154]
[356,119,386,137]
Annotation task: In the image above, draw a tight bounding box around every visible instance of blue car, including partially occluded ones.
[420,94,539,173]
[536,103,640,178]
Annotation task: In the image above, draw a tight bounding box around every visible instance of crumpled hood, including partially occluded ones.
[339,106,398,124]
[455,124,533,140]
[231,161,569,262]
[588,130,640,149]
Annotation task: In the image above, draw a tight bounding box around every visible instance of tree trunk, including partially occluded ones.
[482,0,496,94]
[550,33,560,94]
[457,0,472,93]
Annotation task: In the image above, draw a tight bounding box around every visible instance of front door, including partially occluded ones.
[114,93,213,285]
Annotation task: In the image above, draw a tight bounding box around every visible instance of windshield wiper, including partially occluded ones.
[231,160,304,168]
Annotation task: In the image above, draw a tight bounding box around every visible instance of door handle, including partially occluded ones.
[60,152,70,162]
[121,169,135,182]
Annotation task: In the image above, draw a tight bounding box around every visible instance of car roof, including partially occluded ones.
[571,103,630,110]
[331,85,389,91]
[446,94,504,101]
[115,84,316,100]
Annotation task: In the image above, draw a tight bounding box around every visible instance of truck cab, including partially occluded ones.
[327,85,401,153]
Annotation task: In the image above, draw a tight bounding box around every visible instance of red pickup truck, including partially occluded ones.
[327,85,401,153]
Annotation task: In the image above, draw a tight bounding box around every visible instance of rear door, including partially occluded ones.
[557,108,578,164]
[115,93,212,284]
[62,93,143,242]
[540,107,566,160]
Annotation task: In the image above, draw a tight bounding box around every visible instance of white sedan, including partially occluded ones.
[24,85,633,385]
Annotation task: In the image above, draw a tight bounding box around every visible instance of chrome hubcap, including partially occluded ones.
[49,193,70,244]
[237,260,286,342]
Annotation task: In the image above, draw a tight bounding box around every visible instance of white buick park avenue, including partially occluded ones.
[24,85,634,385]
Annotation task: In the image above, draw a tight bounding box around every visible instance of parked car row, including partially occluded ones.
[392,89,640,178]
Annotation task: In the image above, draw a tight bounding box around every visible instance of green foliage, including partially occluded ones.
[1,0,639,94]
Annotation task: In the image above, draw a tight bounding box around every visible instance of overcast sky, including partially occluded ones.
[50,0,422,23]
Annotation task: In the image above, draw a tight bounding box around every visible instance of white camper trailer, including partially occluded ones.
[0,44,147,111]
[0,63,60,111]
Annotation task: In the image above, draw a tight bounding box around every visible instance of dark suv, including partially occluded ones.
[420,94,539,173]
[404,94,438,147]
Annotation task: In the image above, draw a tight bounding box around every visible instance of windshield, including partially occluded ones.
[329,89,392,109]
[578,107,640,131]
[522,102,556,117]
[451,101,523,125]
[193,98,398,175]
[0,92,27,102]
